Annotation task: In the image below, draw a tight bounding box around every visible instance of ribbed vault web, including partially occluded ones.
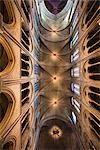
[33,0,75,127]
[38,36,71,121]
[34,0,83,149]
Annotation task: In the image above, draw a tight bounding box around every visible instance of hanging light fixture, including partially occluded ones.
[49,125,62,139]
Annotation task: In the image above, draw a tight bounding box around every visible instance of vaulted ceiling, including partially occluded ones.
[36,0,73,122]
[36,119,82,150]
[35,0,82,149]
[35,0,73,31]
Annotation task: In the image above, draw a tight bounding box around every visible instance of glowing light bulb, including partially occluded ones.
[49,126,62,139]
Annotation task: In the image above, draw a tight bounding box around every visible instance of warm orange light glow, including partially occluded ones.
[53,76,57,80]
[54,101,57,104]
[49,126,62,139]
[52,75,60,83]
[50,98,58,107]
[51,53,58,60]
[53,101,58,107]
[53,53,56,56]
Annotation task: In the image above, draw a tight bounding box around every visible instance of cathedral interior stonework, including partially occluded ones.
[0,0,100,150]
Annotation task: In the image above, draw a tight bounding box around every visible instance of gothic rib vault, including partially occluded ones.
[35,0,84,149]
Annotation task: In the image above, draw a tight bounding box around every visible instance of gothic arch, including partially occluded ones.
[0,88,15,133]
[0,0,16,27]
[0,35,15,77]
